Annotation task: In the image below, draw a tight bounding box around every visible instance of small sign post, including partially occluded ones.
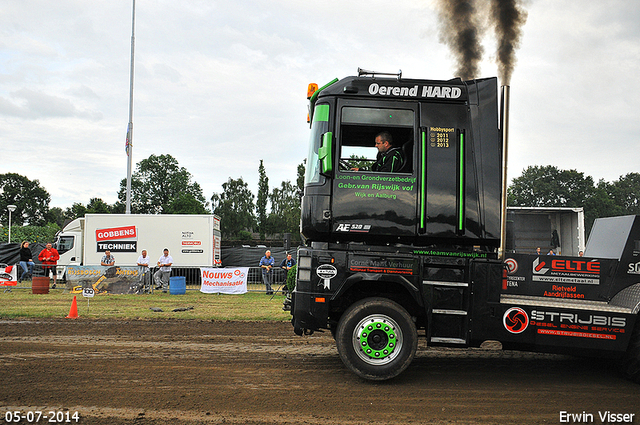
[83,287,95,314]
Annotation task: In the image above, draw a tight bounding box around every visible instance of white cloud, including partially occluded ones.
[1,0,638,210]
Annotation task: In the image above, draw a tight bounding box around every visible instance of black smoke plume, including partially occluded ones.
[436,0,527,84]
[436,0,484,81]
[490,0,528,85]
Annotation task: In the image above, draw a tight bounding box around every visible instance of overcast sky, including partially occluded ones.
[2,1,639,209]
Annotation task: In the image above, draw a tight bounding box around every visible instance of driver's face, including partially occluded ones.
[375,136,389,153]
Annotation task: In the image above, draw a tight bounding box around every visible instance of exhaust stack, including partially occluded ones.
[498,85,510,260]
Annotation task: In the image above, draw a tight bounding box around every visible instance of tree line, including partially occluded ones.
[508,166,640,234]
[0,154,304,243]
[1,158,638,243]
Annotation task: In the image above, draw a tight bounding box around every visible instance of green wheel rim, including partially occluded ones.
[353,314,403,365]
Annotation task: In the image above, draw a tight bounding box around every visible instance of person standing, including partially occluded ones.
[38,243,60,288]
[259,250,275,295]
[280,253,296,271]
[101,250,116,266]
[18,241,35,283]
[136,249,151,292]
[154,248,173,293]
[279,253,296,295]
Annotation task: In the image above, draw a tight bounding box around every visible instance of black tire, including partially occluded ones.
[335,297,417,380]
[621,317,640,384]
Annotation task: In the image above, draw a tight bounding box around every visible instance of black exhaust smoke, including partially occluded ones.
[436,0,527,84]
[435,0,484,81]
[490,0,527,85]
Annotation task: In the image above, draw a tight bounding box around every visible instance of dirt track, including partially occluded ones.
[1,319,639,425]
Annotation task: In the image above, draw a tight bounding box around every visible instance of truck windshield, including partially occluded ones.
[55,236,74,254]
[305,103,330,185]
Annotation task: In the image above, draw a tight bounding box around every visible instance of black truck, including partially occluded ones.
[290,69,640,381]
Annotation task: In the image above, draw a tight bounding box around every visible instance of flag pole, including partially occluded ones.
[125,0,136,214]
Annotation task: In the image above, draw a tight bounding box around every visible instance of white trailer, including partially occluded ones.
[55,214,221,278]
[505,207,585,256]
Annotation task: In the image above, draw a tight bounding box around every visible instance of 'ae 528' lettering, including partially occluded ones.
[335,223,372,233]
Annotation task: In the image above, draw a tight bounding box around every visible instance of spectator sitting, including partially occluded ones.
[18,241,35,283]
[101,250,116,266]
[136,249,151,293]
[154,248,173,293]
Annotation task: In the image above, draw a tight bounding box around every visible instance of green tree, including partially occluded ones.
[62,198,114,222]
[268,180,301,237]
[86,198,112,214]
[508,165,596,208]
[167,193,210,214]
[0,173,51,226]
[296,160,305,199]
[0,224,59,244]
[606,173,640,215]
[64,203,87,222]
[111,201,126,214]
[256,160,269,239]
[117,154,208,214]
[582,180,625,226]
[507,165,621,234]
[47,207,66,228]
[211,177,256,238]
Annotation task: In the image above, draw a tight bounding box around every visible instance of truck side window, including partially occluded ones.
[339,107,414,173]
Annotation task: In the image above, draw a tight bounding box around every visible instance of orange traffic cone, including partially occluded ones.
[66,296,79,319]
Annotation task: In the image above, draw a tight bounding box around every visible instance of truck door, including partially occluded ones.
[332,100,418,239]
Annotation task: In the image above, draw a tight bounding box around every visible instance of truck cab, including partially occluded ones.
[54,217,85,279]
[301,73,501,247]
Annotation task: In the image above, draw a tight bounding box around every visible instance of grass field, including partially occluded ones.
[0,286,291,321]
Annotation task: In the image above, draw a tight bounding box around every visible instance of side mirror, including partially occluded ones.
[318,132,333,176]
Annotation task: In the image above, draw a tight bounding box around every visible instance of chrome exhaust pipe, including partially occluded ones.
[498,85,510,260]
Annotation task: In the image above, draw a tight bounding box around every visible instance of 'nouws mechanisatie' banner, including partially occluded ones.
[200,267,248,294]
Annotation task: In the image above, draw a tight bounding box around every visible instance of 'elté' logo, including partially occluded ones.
[532,257,600,275]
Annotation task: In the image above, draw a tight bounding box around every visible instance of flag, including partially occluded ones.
[125,123,131,156]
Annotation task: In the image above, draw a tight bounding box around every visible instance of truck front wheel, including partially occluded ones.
[335,297,417,380]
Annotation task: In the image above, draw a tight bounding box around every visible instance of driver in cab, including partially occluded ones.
[351,131,404,173]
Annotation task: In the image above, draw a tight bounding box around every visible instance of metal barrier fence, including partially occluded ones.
[4,264,290,293]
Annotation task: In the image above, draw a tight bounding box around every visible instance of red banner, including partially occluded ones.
[96,225,137,242]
